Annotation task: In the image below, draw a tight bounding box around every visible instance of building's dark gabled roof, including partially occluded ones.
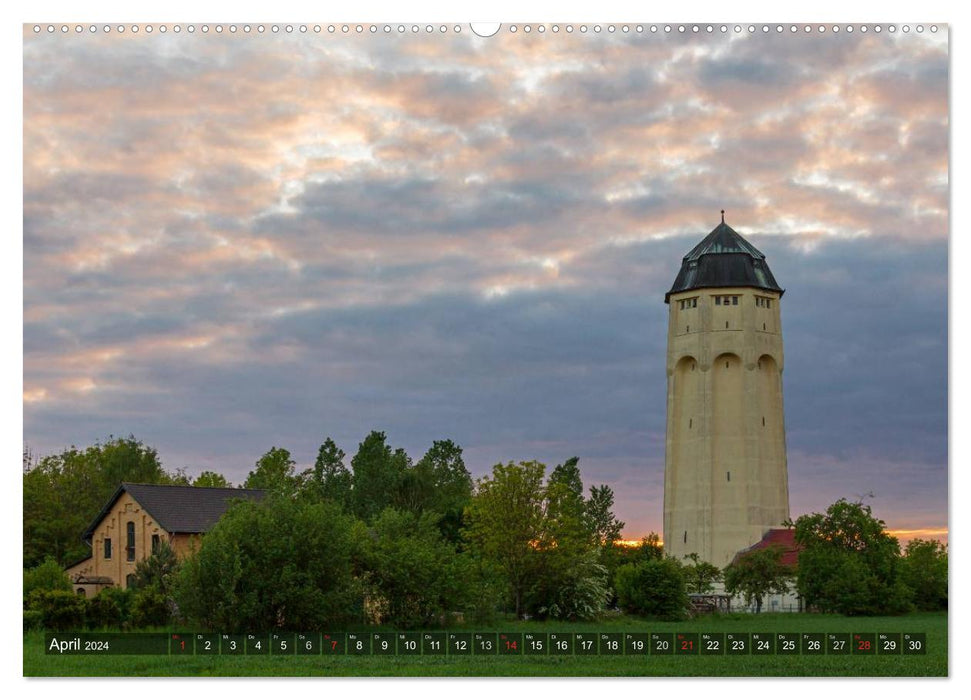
[82,482,265,542]
[665,219,784,302]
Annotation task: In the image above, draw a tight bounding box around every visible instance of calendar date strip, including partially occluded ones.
[45,631,927,656]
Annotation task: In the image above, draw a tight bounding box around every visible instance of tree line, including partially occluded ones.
[23,436,947,631]
[24,434,634,630]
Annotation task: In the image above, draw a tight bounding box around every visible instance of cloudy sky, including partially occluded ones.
[22,23,948,542]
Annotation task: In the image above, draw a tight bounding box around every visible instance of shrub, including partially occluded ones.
[131,587,171,628]
[23,609,43,632]
[533,548,611,620]
[88,587,133,629]
[614,558,688,620]
[23,556,71,605]
[30,590,87,630]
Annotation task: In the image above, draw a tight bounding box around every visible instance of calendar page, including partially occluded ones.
[22,14,948,681]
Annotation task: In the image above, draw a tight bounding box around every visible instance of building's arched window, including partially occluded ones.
[126,521,135,561]
[126,574,136,589]
[152,534,160,554]
[76,587,86,597]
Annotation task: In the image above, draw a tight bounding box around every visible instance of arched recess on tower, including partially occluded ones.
[756,354,783,458]
[669,355,700,495]
[757,353,788,517]
[712,352,744,476]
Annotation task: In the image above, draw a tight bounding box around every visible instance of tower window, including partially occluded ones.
[689,418,692,428]
[727,471,731,482]
[686,325,690,333]
[732,296,738,305]
[767,299,771,308]
[762,416,766,426]
[692,298,697,308]
[683,531,687,544]
[763,323,767,330]
[725,321,729,328]
[104,538,112,560]
[725,360,730,368]
[715,296,721,306]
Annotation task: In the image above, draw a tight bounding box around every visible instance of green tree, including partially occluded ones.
[463,461,546,618]
[193,471,230,488]
[350,431,408,521]
[791,499,910,615]
[682,552,722,594]
[360,508,478,627]
[308,437,353,510]
[243,447,305,497]
[132,540,179,596]
[640,533,664,560]
[410,439,473,542]
[168,468,192,486]
[529,458,609,619]
[614,558,688,620]
[24,436,173,567]
[723,546,791,613]
[899,539,947,611]
[545,457,592,550]
[465,458,613,620]
[585,484,625,547]
[174,496,362,631]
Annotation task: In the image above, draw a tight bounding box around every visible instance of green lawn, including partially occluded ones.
[23,612,947,677]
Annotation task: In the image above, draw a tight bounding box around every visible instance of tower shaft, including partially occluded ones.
[662,222,790,568]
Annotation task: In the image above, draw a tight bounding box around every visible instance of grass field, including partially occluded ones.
[23,612,947,677]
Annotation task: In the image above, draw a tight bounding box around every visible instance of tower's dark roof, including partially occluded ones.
[665,220,784,302]
[81,482,265,542]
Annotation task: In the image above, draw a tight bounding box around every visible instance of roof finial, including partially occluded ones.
[721,209,725,224]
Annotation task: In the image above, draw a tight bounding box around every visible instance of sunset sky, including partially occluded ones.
[22,23,948,542]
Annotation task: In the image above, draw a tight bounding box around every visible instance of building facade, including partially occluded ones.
[663,216,790,568]
[65,482,264,596]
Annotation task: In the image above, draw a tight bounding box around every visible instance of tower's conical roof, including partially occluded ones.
[664,218,783,303]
